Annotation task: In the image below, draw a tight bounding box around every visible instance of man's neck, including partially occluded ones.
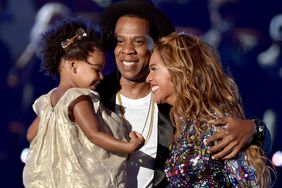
[119,77,151,99]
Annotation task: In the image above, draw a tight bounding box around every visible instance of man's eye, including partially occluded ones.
[116,39,123,44]
[134,39,145,45]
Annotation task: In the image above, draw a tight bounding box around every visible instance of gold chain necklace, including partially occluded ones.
[116,92,155,144]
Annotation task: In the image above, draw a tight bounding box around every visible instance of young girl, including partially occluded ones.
[22,17,144,188]
[146,33,275,187]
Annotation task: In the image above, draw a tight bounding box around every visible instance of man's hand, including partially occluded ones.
[205,117,256,160]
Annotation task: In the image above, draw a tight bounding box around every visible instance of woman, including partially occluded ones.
[146,32,274,187]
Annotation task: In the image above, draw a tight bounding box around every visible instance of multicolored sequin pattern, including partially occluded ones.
[164,119,258,188]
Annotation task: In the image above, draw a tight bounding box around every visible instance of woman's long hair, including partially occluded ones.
[153,32,275,187]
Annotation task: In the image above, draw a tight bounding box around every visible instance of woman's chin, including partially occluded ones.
[152,95,164,104]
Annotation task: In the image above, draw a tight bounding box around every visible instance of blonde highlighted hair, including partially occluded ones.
[153,32,275,187]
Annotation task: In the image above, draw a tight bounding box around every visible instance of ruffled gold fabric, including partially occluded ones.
[23,88,128,188]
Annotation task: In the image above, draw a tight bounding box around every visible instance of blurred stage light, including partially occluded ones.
[92,0,111,7]
[272,151,282,167]
[21,148,29,163]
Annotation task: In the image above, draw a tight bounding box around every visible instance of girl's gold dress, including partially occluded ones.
[23,88,128,188]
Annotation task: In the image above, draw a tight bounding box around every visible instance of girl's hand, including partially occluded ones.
[129,131,145,151]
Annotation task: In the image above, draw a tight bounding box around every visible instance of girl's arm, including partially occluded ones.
[70,96,144,154]
[26,117,40,143]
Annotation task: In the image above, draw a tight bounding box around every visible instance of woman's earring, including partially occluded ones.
[73,67,77,73]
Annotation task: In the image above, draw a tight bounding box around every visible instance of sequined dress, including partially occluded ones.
[23,88,128,188]
[164,120,258,188]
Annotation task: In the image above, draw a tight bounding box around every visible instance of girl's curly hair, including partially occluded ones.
[40,16,105,77]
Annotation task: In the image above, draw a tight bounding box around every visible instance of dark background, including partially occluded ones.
[0,0,281,187]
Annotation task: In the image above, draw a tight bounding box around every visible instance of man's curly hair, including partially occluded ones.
[40,16,105,77]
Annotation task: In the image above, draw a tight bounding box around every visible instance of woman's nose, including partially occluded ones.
[99,72,104,80]
[146,72,152,83]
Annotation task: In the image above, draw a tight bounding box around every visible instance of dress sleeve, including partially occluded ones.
[62,88,101,114]
[224,151,258,186]
[32,93,50,118]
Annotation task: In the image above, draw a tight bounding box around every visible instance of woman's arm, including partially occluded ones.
[26,117,40,143]
[71,96,144,154]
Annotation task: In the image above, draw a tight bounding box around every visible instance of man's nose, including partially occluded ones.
[121,42,136,54]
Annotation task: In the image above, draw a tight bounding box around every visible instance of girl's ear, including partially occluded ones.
[69,59,78,73]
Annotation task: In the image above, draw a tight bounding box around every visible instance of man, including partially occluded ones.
[97,0,271,187]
